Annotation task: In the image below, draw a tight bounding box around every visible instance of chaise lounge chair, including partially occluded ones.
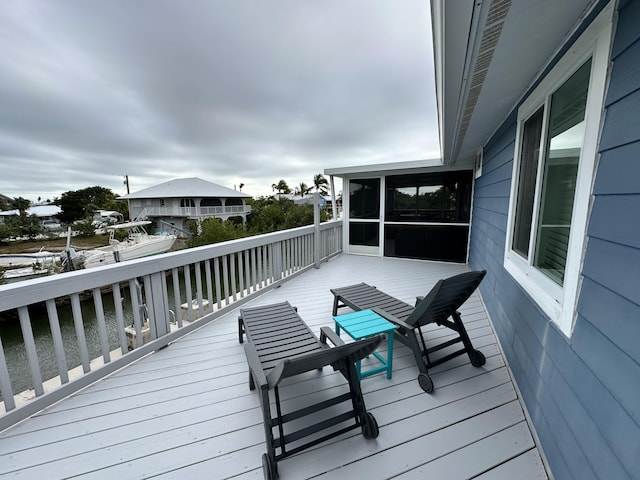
[238,301,381,480]
[331,270,487,393]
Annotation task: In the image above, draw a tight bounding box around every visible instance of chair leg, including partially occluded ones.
[401,329,430,376]
[238,316,245,344]
[258,386,278,477]
[332,295,340,316]
[451,311,485,366]
[396,328,435,393]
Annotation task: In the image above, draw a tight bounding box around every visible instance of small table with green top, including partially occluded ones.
[332,309,395,380]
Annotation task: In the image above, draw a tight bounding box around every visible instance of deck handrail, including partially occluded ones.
[139,205,252,218]
[0,220,342,430]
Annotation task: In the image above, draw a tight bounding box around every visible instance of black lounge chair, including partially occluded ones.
[238,301,381,480]
[331,270,487,393]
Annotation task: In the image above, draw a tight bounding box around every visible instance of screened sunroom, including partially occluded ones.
[326,159,474,263]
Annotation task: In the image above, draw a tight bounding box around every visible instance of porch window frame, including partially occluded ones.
[503,3,614,337]
[345,176,384,256]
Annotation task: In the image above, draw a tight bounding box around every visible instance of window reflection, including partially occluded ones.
[534,59,591,285]
[385,171,472,223]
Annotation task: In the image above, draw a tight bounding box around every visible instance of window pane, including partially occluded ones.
[394,187,418,213]
[349,179,380,219]
[534,59,591,285]
[384,224,468,262]
[385,171,472,222]
[349,222,379,246]
[513,107,544,257]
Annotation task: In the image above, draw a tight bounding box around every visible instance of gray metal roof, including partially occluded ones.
[120,177,250,200]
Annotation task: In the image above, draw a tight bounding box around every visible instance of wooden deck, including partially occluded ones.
[0,255,549,479]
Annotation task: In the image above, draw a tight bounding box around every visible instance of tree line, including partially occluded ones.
[0,186,127,242]
[1,174,333,245]
[271,173,330,196]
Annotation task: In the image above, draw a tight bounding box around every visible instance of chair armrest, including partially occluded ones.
[371,307,413,331]
[415,296,424,307]
[243,343,268,389]
[320,326,345,347]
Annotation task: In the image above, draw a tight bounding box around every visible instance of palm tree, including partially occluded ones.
[271,180,291,194]
[295,182,312,197]
[313,173,329,196]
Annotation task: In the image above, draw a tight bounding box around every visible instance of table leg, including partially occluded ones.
[386,331,394,379]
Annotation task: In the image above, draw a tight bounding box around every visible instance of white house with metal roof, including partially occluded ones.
[0,205,62,225]
[120,177,251,235]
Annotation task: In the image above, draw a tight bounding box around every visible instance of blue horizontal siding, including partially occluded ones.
[588,194,640,248]
[600,87,640,150]
[606,33,640,104]
[594,142,640,194]
[469,2,640,478]
[582,237,640,305]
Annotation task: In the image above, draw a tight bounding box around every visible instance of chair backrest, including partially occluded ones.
[405,270,486,328]
[265,335,382,388]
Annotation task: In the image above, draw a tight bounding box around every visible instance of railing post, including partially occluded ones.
[329,175,338,220]
[314,192,320,269]
[148,272,170,338]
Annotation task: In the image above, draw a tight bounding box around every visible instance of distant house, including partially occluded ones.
[92,210,125,225]
[0,205,61,225]
[120,177,252,235]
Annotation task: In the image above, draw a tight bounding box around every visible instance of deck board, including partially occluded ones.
[0,255,548,479]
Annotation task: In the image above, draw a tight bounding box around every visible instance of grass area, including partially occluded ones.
[0,235,110,254]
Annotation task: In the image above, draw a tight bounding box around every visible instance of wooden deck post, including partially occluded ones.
[314,192,320,269]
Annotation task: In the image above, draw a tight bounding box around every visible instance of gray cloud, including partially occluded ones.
[0,0,438,201]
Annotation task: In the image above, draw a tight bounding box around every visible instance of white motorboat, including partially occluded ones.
[0,251,60,283]
[72,221,177,269]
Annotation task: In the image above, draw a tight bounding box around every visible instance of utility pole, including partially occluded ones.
[123,175,130,194]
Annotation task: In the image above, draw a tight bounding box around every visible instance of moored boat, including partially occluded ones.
[66,221,177,270]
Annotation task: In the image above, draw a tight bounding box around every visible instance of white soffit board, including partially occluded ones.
[439,0,596,165]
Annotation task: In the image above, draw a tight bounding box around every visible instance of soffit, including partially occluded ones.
[434,0,597,165]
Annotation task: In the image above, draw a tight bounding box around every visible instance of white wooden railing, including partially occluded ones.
[0,220,342,430]
[140,205,252,217]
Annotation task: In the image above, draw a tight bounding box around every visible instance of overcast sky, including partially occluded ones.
[0,0,438,203]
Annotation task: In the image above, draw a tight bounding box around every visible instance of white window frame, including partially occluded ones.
[504,2,614,337]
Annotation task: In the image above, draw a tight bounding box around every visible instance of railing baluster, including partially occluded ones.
[45,299,69,385]
[257,246,263,288]
[172,268,183,328]
[92,288,111,364]
[268,244,275,282]
[0,334,15,411]
[230,253,237,302]
[214,257,222,310]
[70,293,91,373]
[222,255,230,306]
[129,279,144,349]
[195,261,204,317]
[236,251,244,298]
[285,239,291,276]
[184,265,194,324]
[250,248,257,292]
[243,250,251,295]
[112,283,128,354]
[142,276,157,340]
[17,307,44,397]
[205,260,214,312]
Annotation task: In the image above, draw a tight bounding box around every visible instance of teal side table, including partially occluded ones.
[333,309,395,379]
